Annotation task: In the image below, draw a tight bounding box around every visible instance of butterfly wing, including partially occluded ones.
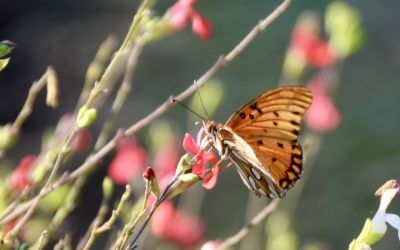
[224,86,312,197]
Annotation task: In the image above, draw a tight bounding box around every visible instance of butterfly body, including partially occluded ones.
[203,86,312,198]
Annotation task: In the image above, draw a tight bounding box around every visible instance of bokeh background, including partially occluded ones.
[1,0,400,249]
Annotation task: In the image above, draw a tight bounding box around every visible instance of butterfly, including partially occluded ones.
[203,86,312,198]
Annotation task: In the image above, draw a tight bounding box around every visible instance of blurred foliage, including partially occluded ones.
[0,0,399,249]
[325,1,364,58]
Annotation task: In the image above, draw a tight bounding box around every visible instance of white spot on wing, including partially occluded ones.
[258,188,267,196]
[248,176,257,190]
[251,167,261,180]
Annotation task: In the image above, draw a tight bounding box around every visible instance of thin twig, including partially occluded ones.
[3,126,77,244]
[95,41,144,149]
[11,69,51,134]
[217,199,280,250]
[81,185,132,250]
[125,174,180,249]
[28,230,49,250]
[77,35,119,109]
[0,69,51,158]
[112,182,152,249]
[0,0,293,227]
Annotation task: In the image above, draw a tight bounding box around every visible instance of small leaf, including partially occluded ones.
[0,40,16,58]
[0,58,10,71]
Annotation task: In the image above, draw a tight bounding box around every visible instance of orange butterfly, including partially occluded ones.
[203,86,312,198]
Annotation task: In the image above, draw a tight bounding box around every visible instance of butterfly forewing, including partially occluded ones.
[221,86,312,198]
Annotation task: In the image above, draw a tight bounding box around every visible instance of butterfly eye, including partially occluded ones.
[210,125,218,134]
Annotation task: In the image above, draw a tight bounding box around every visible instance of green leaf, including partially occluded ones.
[0,58,10,71]
[0,40,16,58]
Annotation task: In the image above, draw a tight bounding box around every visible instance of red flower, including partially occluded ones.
[70,128,92,153]
[307,41,336,68]
[151,200,205,246]
[10,155,37,191]
[182,133,219,189]
[168,0,212,40]
[191,10,212,40]
[107,137,147,185]
[305,75,341,132]
[290,20,336,68]
[170,0,196,29]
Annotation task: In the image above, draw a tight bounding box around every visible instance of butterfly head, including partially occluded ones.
[203,120,218,139]
[202,120,226,154]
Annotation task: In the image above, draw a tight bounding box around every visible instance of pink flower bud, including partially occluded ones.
[143,166,155,181]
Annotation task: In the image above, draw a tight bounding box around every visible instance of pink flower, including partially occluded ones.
[191,10,212,40]
[151,200,205,246]
[153,138,180,182]
[307,41,336,68]
[168,0,212,40]
[10,155,37,191]
[290,20,336,68]
[169,0,196,29]
[183,133,219,189]
[107,137,147,185]
[70,128,92,153]
[305,75,341,132]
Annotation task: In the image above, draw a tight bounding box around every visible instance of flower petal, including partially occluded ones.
[385,213,400,240]
[371,209,387,234]
[379,188,398,211]
[191,11,212,40]
[183,133,199,155]
[192,163,206,178]
[203,151,218,165]
[202,165,220,190]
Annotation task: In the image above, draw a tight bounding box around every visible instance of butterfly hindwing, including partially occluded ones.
[223,86,311,196]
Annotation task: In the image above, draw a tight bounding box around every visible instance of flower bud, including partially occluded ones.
[102,177,114,200]
[77,105,97,128]
[0,125,15,150]
[143,166,160,197]
[165,173,199,200]
[176,153,194,174]
[143,166,155,180]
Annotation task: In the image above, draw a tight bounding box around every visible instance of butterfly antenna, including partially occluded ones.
[172,99,206,120]
[194,81,210,120]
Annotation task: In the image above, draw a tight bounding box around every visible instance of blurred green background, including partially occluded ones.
[1,0,400,249]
